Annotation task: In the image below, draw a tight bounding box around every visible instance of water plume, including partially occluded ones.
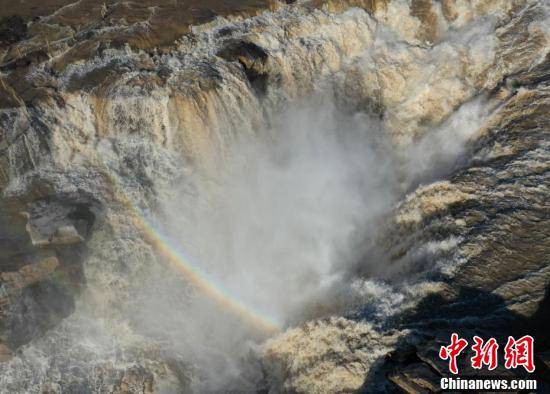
[128,94,487,391]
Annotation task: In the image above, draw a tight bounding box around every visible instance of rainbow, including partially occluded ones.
[107,172,282,335]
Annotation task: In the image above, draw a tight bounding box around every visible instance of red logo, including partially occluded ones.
[504,335,535,373]
[439,333,469,375]
[439,334,535,374]
[471,336,499,370]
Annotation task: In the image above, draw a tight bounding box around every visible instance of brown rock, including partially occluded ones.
[49,225,84,246]
[1,256,59,291]
[0,343,12,363]
[388,370,431,394]
[19,256,60,284]
[112,365,155,394]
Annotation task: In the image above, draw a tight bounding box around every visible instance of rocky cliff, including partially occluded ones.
[0,0,548,392]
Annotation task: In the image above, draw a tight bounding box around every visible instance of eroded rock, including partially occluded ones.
[0,0,548,391]
[263,318,403,393]
[0,256,75,352]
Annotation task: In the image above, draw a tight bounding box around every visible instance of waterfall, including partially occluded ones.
[0,0,548,392]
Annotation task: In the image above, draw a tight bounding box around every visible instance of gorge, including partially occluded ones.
[0,0,549,392]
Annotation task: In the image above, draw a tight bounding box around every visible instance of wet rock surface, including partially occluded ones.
[374,58,550,393]
[0,200,88,357]
[263,318,402,393]
[0,0,548,392]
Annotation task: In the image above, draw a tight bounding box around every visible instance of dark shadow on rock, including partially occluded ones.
[358,284,550,393]
[217,39,270,95]
[7,280,75,349]
[0,200,95,357]
[0,15,27,46]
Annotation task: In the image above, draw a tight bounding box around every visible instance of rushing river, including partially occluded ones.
[0,0,548,392]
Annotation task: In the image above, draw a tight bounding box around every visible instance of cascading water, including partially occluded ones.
[0,0,548,393]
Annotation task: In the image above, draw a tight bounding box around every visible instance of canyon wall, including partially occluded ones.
[0,0,548,392]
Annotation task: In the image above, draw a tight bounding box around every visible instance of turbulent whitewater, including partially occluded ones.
[0,0,548,392]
